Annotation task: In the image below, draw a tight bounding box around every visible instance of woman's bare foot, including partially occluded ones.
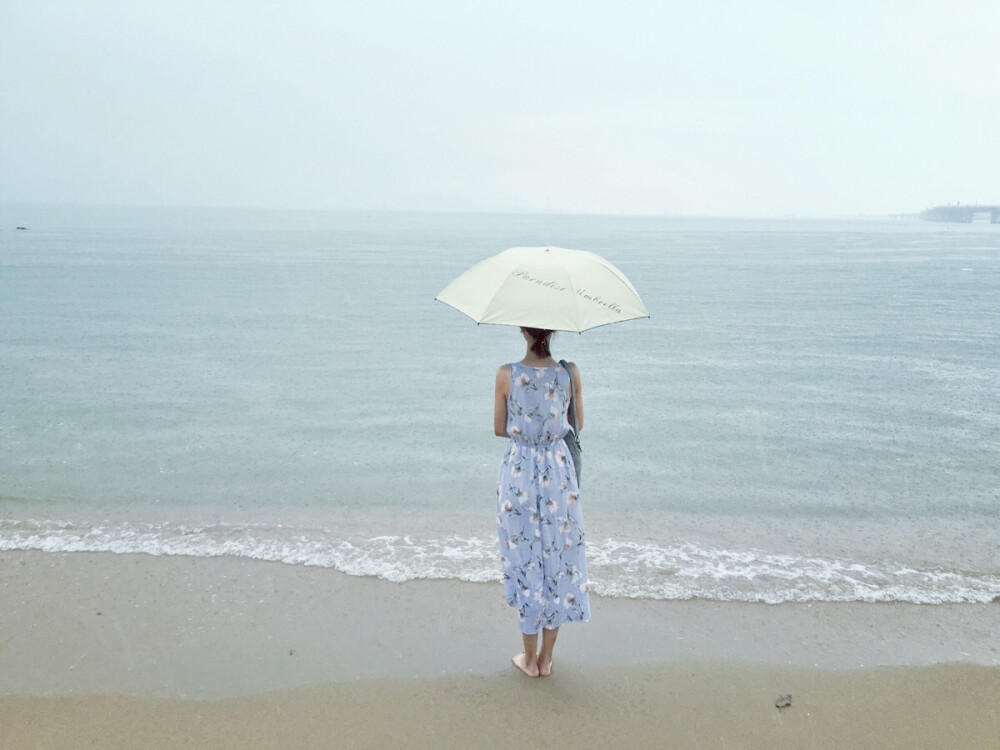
[512,653,539,677]
[537,657,552,677]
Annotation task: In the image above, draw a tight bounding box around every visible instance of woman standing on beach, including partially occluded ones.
[494,326,590,677]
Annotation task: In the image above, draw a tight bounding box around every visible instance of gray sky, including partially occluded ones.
[2,1,997,216]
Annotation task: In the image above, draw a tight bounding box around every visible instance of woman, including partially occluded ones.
[494,326,591,677]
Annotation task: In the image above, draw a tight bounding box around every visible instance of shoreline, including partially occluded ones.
[3,550,998,748]
[2,550,998,697]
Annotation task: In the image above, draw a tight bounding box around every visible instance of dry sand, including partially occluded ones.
[5,663,999,749]
[2,551,998,748]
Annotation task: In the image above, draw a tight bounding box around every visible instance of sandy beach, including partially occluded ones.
[2,550,998,748]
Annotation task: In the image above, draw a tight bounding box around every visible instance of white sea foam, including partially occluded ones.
[3,519,998,605]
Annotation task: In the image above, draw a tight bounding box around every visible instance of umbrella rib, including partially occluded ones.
[563,265,587,334]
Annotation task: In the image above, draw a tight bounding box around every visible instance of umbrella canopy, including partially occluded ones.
[435,246,649,333]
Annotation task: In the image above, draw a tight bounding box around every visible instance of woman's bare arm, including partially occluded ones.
[568,362,584,431]
[494,364,510,437]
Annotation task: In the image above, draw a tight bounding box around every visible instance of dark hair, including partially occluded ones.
[524,327,553,358]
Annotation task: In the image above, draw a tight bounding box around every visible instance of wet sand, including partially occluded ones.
[2,551,998,748]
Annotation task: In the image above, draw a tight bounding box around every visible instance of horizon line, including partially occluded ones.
[0,200,937,222]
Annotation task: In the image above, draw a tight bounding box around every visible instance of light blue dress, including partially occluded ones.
[496,362,591,635]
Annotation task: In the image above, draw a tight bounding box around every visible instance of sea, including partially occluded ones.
[2,204,998,605]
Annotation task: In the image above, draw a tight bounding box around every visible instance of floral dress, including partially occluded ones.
[496,362,591,635]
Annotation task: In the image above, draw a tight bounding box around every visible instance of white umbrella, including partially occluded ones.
[435,246,649,333]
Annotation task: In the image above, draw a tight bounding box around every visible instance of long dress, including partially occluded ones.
[496,361,591,635]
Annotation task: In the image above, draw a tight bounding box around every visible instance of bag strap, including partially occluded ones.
[559,360,578,430]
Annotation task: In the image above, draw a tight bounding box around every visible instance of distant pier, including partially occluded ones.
[920,205,1000,223]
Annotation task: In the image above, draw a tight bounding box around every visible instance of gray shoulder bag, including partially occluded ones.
[560,360,582,486]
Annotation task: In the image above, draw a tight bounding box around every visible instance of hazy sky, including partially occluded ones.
[2,1,997,216]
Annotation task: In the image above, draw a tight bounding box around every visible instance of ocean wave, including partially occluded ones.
[2,518,998,604]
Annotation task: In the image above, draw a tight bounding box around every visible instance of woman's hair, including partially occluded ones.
[524,327,554,358]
